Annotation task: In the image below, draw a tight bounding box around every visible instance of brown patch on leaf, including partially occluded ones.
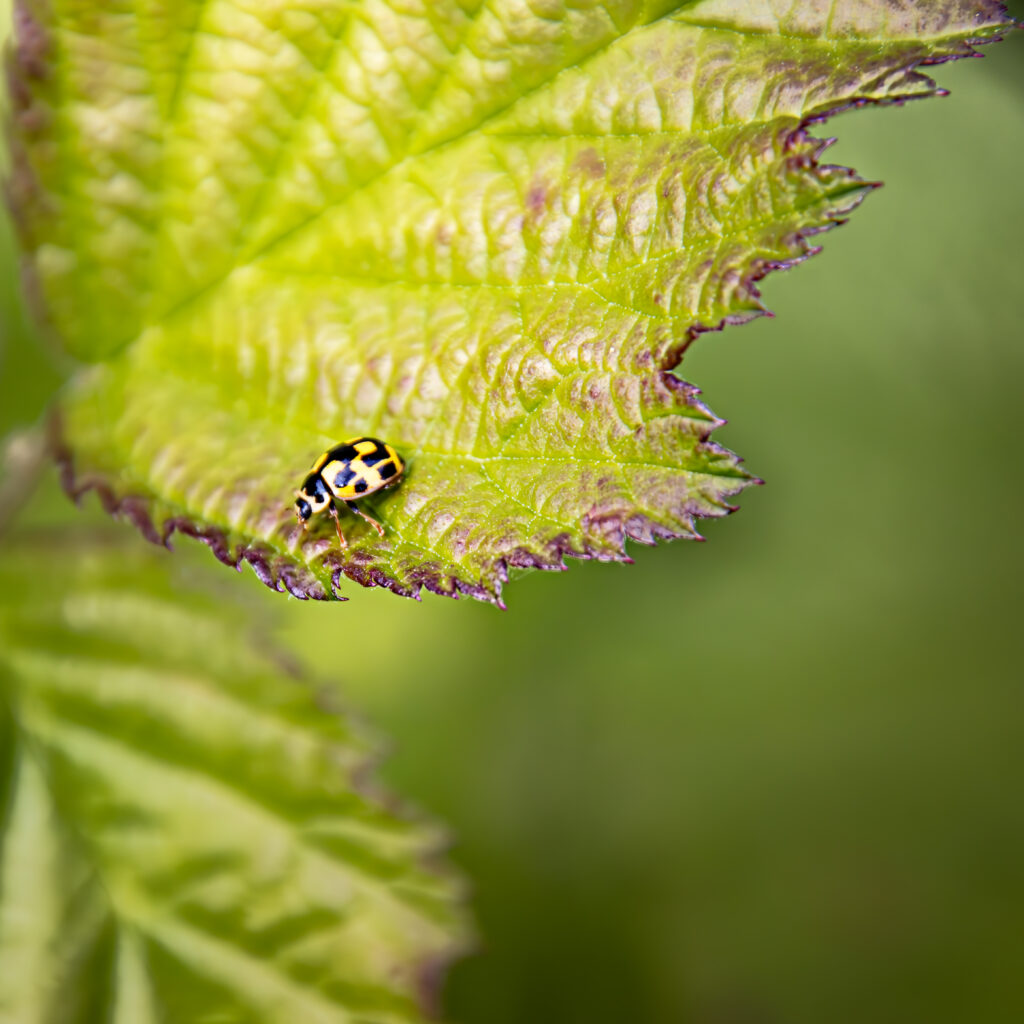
[11,0,52,80]
[573,147,606,179]
[526,182,549,214]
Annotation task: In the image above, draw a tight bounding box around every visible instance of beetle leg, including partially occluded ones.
[328,504,348,548]
[345,500,386,538]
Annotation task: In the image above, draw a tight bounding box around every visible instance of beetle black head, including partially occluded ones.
[294,496,312,523]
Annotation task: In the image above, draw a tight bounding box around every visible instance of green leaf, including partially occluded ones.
[7,1,1013,603]
[0,530,468,1022]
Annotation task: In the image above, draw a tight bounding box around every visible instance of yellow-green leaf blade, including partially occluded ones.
[8,0,1014,603]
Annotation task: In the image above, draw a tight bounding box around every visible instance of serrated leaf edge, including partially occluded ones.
[33,25,1017,607]
[0,539,477,1017]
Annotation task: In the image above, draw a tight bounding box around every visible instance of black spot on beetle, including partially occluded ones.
[353,479,368,495]
[377,461,397,481]
[334,467,356,489]
[328,443,359,463]
[358,449,386,467]
[306,475,331,501]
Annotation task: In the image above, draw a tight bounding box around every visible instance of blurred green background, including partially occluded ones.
[3,19,1023,1024]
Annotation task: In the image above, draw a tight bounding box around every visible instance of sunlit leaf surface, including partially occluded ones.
[0,534,467,1022]
[7,0,1012,602]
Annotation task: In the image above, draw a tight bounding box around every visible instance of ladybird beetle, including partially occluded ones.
[294,437,404,548]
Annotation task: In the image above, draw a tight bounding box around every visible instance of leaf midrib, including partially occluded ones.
[133,9,905,353]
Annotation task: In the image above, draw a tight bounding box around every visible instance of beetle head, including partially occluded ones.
[294,494,313,525]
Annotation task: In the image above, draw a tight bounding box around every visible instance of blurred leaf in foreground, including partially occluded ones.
[7,0,1013,603]
[0,524,467,1023]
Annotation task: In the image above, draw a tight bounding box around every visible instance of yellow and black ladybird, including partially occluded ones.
[294,437,404,548]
